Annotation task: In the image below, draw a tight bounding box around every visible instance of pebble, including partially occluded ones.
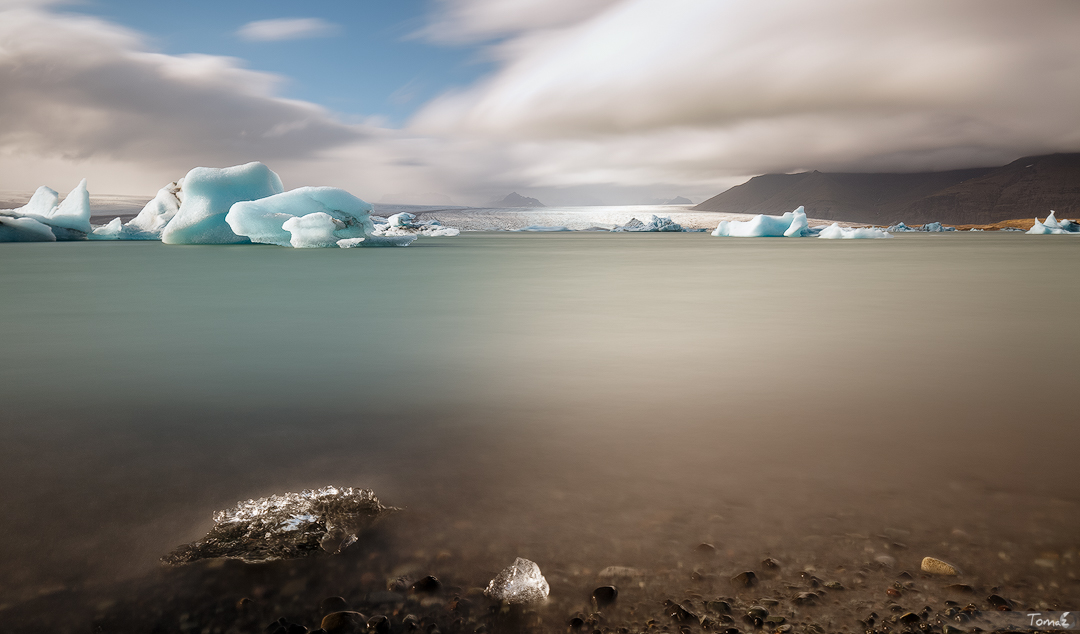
[695,543,717,555]
[411,576,442,594]
[761,558,781,570]
[874,554,896,567]
[730,571,757,588]
[591,585,618,608]
[921,556,960,576]
[366,615,390,633]
[321,611,366,634]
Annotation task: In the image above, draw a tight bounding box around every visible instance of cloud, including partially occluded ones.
[413,0,1080,183]
[236,17,341,42]
[418,0,620,43]
[0,6,366,192]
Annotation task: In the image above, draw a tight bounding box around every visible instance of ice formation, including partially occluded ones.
[90,217,124,239]
[1027,211,1080,235]
[0,215,57,242]
[886,222,915,232]
[337,235,417,248]
[163,486,397,565]
[372,211,460,237]
[712,207,810,237]
[162,162,284,245]
[484,558,550,604]
[0,180,93,240]
[817,223,893,239]
[226,186,374,248]
[613,215,684,232]
[127,181,183,237]
[887,221,956,233]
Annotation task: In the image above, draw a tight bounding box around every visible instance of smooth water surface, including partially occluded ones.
[1,233,1078,627]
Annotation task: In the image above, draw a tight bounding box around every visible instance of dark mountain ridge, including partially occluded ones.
[694,153,1080,224]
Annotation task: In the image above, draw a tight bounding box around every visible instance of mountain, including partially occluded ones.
[666,196,693,204]
[693,154,1080,224]
[489,192,545,207]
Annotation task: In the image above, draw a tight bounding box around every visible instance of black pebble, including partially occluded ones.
[288,625,309,634]
[592,586,618,608]
[367,615,390,633]
[899,612,921,624]
[411,576,442,594]
[987,594,1011,610]
[730,571,757,588]
[761,557,780,569]
[569,616,585,629]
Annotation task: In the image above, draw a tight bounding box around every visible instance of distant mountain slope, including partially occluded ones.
[489,192,544,207]
[694,154,1080,224]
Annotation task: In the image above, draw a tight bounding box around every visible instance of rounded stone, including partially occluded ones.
[321,597,349,614]
[921,556,960,576]
[411,576,442,594]
[320,611,366,634]
[591,586,618,608]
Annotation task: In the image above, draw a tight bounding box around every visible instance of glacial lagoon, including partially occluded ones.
[1,232,1078,631]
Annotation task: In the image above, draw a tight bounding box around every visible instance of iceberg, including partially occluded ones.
[613,215,685,232]
[712,207,810,237]
[338,235,417,248]
[886,222,916,232]
[162,162,284,245]
[817,223,893,239]
[163,486,397,565]
[1027,211,1080,235]
[226,186,374,248]
[127,181,182,237]
[372,211,460,237]
[484,558,550,604]
[0,215,57,242]
[90,217,124,239]
[1,180,93,240]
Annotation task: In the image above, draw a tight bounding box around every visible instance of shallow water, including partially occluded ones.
[1,233,1078,631]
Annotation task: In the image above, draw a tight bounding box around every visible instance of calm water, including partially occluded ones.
[1,233,1078,629]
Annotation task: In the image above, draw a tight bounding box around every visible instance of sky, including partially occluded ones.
[1,0,1079,206]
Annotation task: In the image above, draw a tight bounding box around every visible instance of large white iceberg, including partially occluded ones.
[1027,211,1080,235]
[162,162,284,245]
[712,207,810,237]
[226,186,374,248]
[818,223,893,240]
[1,180,93,240]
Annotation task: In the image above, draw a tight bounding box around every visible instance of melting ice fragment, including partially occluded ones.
[484,557,550,604]
[372,211,460,237]
[613,215,685,232]
[162,162,284,245]
[711,207,809,237]
[817,223,893,239]
[0,216,57,242]
[226,186,375,247]
[1027,211,1080,235]
[162,486,397,565]
[1,180,92,240]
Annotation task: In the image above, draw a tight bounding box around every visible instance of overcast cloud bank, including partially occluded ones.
[1,0,1078,204]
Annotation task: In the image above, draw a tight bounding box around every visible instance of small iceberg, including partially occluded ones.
[0,180,93,241]
[226,186,374,248]
[372,212,461,237]
[887,221,956,233]
[712,206,810,237]
[162,162,285,245]
[484,558,550,604]
[163,486,398,565]
[818,223,893,240]
[614,215,685,232]
[1027,211,1080,235]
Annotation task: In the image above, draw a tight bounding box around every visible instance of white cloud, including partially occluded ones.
[237,17,340,42]
[413,0,1080,185]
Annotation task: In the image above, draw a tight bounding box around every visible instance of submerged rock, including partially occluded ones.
[162,486,397,565]
[484,557,550,604]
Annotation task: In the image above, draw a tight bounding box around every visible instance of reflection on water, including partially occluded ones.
[0,233,1078,628]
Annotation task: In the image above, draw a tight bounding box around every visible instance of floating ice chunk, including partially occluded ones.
[372,212,460,238]
[387,212,417,228]
[817,223,893,239]
[282,212,344,248]
[126,181,182,237]
[162,486,397,565]
[613,215,684,232]
[712,207,807,237]
[920,222,955,232]
[226,186,375,247]
[0,215,57,242]
[162,162,284,245]
[338,235,417,247]
[484,558,550,604]
[886,222,915,232]
[5,181,92,238]
[514,225,572,232]
[90,217,124,239]
[1027,211,1080,235]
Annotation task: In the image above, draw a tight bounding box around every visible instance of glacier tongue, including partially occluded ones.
[162,486,398,565]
